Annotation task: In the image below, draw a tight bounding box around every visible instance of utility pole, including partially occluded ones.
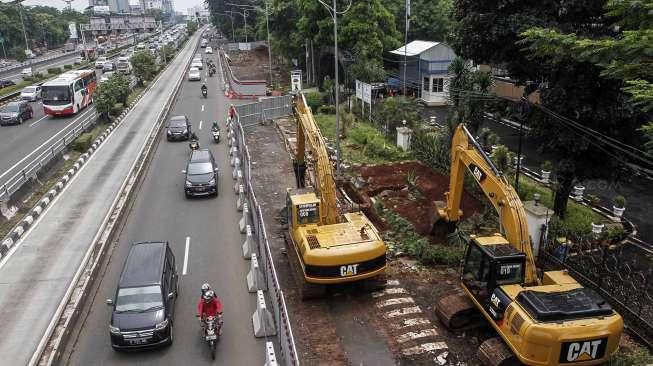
[403,0,410,96]
[318,0,353,176]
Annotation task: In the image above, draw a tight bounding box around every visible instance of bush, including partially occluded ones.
[64,64,73,70]
[23,76,35,82]
[317,104,336,114]
[349,127,371,145]
[613,195,626,208]
[305,92,324,111]
[47,67,62,75]
[34,72,43,78]
[110,103,124,116]
[72,133,94,153]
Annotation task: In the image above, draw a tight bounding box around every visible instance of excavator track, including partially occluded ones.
[435,291,482,330]
[283,232,326,300]
[478,337,520,366]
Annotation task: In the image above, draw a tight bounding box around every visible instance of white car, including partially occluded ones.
[21,67,33,77]
[95,56,108,68]
[188,67,201,81]
[99,71,114,84]
[191,60,203,70]
[20,85,42,101]
[74,56,84,64]
[205,47,213,54]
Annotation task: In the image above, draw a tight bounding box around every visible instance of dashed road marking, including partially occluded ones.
[201,104,205,111]
[390,317,431,330]
[199,120,203,130]
[396,329,439,344]
[183,237,190,275]
[372,287,407,298]
[377,297,415,308]
[385,306,422,319]
[401,342,448,356]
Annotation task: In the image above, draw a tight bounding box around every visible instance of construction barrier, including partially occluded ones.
[247,253,266,292]
[239,203,248,234]
[252,290,277,338]
[242,225,254,259]
[265,342,279,366]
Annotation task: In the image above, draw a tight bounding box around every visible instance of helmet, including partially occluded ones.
[201,283,211,293]
[203,290,215,303]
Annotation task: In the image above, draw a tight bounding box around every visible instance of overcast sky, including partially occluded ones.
[16,0,204,14]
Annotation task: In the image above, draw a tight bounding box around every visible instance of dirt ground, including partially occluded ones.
[356,161,484,237]
[227,46,270,81]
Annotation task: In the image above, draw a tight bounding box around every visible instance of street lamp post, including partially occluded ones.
[317,0,352,176]
[216,13,236,42]
[227,2,273,86]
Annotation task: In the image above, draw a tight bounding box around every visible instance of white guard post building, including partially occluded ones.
[390,40,456,106]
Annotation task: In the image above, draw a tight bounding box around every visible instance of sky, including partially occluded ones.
[16,0,205,14]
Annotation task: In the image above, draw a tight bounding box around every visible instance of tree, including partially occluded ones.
[187,20,198,35]
[451,0,647,218]
[373,96,423,137]
[447,57,493,134]
[384,0,455,42]
[94,74,131,120]
[131,51,157,86]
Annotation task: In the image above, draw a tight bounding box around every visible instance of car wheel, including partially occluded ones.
[167,324,174,346]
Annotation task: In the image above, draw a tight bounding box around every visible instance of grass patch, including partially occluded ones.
[611,344,653,365]
[314,113,411,165]
[127,86,145,106]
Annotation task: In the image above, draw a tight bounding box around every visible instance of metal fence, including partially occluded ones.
[0,111,97,202]
[230,98,299,365]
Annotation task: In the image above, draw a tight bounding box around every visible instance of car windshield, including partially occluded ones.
[1,104,19,113]
[42,85,71,103]
[115,285,163,312]
[169,119,186,127]
[187,162,213,175]
[22,87,36,93]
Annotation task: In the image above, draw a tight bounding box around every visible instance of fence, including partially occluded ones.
[219,48,267,98]
[228,97,299,365]
[0,111,97,202]
[539,237,653,348]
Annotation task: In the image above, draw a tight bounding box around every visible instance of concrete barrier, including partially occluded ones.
[242,224,253,259]
[252,290,277,338]
[246,253,266,292]
[264,342,278,366]
[239,203,248,233]
[232,159,240,179]
[237,184,245,211]
[234,170,243,194]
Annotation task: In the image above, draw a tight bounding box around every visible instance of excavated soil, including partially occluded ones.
[227,46,270,81]
[356,161,484,238]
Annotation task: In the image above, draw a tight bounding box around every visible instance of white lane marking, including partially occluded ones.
[385,306,422,319]
[29,114,49,127]
[372,287,407,298]
[390,317,431,330]
[0,107,95,182]
[183,237,190,275]
[396,329,439,344]
[201,104,205,112]
[199,120,203,130]
[401,342,448,356]
[377,297,415,308]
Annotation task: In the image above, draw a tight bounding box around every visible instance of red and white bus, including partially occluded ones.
[42,70,97,116]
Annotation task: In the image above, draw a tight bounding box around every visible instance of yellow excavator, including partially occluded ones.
[285,93,386,298]
[433,124,623,366]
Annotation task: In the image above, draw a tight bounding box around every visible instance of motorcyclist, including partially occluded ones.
[211,121,220,131]
[189,132,200,149]
[200,283,211,298]
[201,83,208,95]
[196,290,223,335]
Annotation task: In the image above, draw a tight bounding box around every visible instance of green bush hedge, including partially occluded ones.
[305,92,324,111]
[317,104,336,114]
[72,133,94,153]
[47,67,62,75]
[110,103,124,117]
[63,64,73,70]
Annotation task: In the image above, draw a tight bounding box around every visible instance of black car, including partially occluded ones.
[0,101,33,126]
[184,149,218,197]
[0,79,16,88]
[107,241,178,350]
[166,115,191,141]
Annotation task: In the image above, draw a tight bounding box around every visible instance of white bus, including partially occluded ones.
[41,70,97,117]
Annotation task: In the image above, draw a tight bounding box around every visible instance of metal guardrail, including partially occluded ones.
[0,111,98,202]
[232,100,299,366]
[0,51,77,74]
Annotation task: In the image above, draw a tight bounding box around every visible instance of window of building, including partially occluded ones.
[432,78,444,93]
[423,77,430,91]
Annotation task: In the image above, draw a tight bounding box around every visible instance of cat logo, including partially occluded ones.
[468,164,486,183]
[340,264,359,277]
[560,338,607,363]
[490,293,501,308]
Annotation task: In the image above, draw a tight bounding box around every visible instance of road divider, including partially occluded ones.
[246,253,266,292]
[242,225,253,259]
[252,290,277,338]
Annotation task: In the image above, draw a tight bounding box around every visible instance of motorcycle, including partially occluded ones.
[208,68,215,77]
[211,127,220,143]
[203,315,221,360]
[202,88,208,98]
[189,138,200,151]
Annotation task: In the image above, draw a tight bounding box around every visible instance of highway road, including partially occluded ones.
[0,30,201,365]
[63,43,266,365]
[0,69,111,195]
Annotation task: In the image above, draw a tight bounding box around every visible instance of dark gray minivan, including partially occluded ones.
[107,241,178,350]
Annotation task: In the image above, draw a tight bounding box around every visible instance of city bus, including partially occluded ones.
[42,70,97,116]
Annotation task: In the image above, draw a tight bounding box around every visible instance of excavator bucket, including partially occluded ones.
[430,200,458,239]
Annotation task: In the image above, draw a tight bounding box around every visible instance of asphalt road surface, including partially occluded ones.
[0,31,201,365]
[63,47,266,365]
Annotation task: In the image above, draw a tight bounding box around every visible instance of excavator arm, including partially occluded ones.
[293,94,339,225]
[438,124,538,285]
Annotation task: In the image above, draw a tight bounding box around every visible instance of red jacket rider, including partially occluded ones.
[197,290,223,319]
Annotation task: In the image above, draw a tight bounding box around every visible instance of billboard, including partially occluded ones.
[68,22,78,39]
[93,5,110,15]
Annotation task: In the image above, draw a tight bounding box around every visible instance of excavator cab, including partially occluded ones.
[461,235,525,319]
[286,188,321,229]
